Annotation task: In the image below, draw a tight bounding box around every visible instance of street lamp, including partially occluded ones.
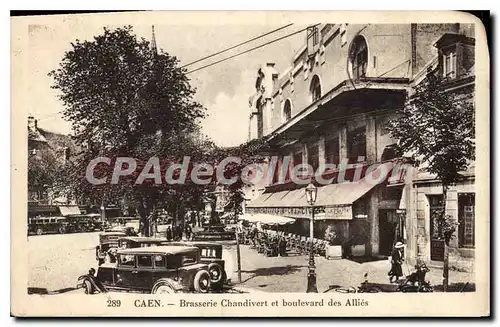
[305,182,318,293]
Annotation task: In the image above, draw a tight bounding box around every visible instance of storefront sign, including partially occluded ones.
[246,206,312,219]
[324,205,353,220]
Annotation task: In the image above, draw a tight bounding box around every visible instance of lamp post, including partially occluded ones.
[305,182,318,293]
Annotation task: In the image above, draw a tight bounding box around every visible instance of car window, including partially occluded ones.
[153,255,166,269]
[181,254,197,265]
[200,247,217,258]
[119,254,136,267]
[137,255,153,268]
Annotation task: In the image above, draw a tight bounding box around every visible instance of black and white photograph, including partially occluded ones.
[11,11,490,317]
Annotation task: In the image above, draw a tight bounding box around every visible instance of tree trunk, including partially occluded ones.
[210,201,217,225]
[442,184,449,292]
[136,197,147,236]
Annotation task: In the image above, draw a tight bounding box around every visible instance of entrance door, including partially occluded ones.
[378,210,397,256]
[429,195,445,261]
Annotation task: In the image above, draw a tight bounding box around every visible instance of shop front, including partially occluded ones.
[246,162,404,257]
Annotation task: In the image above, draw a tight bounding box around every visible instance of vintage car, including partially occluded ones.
[169,241,226,290]
[118,236,168,249]
[95,231,126,265]
[105,225,138,236]
[78,246,212,294]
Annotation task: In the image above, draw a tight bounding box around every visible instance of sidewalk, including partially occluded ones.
[225,244,475,293]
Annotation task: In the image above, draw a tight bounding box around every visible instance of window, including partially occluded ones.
[307,145,319,173]
[381,186,403,201]
[153,255,166,269]
[310,75,322,102]
[325,138,340,166]
[442,47,457,79]
[119,254,136,267]
[307,25,320,48]
[350,36,368,80]
[201,247,217,258]
[429,195,444,241]
[181,254,197,265]
[137,255,153,268]
[257,101,264,138]
[283,99,292,121]
[458,193,475,248]
[347,127,367,164]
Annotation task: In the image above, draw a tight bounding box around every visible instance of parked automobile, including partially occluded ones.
[118,236,168,249]
[169,241,226,290]
[78,246,212,294]
[95,231,126,265]
[105,225,138,236]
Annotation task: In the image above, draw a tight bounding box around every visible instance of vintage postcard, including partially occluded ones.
[11,11,490,317]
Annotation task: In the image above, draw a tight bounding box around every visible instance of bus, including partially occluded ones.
[28,216,68,235]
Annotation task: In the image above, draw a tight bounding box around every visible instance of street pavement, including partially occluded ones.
[27,231,475,294]
[222,244,475,293]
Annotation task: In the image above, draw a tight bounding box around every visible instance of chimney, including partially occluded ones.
[28,116,36,131]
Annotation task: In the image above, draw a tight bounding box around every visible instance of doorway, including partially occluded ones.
[429,195,445,261]
[378,210,397,256]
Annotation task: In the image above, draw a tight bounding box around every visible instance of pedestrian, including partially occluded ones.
[166,226,172,241]
[388,241,405,283]
[185,224,192,240]
[175,225,182,241]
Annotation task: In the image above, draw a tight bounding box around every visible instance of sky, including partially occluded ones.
[27,19,307,147]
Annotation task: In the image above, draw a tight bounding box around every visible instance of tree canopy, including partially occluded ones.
[388,69,475,187]
[49,26,269,234]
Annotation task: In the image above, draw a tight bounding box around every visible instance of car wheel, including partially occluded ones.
[83,280,93,295]
[153,285,176,294]
[208,263,224,284]
[194,270,211,293]
[58,226,66,234]
[36,228,43,236]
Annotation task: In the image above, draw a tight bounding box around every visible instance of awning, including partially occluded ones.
[58,205,82,216]
[239,213,295,225]
[246,192,274,207]
[315,162,394,206]
[246,162,393,220]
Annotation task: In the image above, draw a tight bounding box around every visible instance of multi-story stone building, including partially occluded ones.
[246,23,475,269]
[28,115,73,204]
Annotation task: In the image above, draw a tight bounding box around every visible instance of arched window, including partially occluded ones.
[283,99,292,121]
[310,75,321,102]
[350,36,368,80]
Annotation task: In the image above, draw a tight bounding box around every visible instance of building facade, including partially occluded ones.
[245,23,475,268]
[28,115,74,204]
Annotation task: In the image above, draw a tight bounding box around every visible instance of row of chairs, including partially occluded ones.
[240,229,330,257]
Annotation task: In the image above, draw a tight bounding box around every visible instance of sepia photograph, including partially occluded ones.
[11,11,490,317]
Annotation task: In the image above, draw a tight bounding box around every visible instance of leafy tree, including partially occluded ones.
[49,26,206,235]
[388,68,475,291]
[28,150,58,200]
